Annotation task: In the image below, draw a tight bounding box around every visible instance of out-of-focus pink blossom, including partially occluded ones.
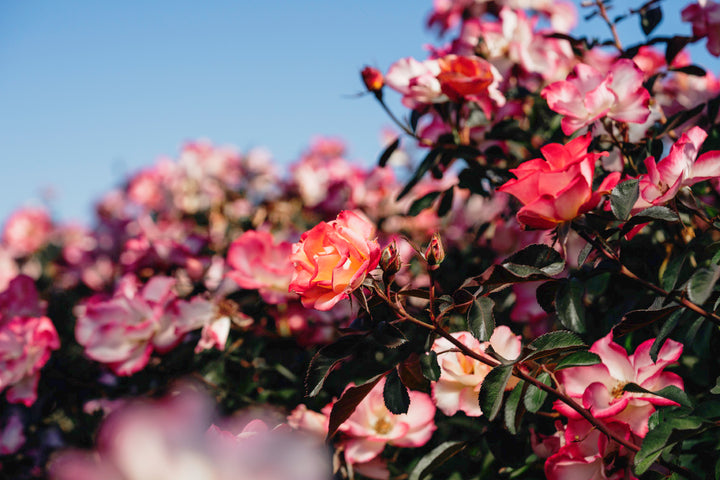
[635,127,720,211]
[431,326,521,417]
[227,230,295,304]
[682,0,720,56]
[290,210,381,311]
[555,332,684,436]
[544,418,638,480]
[2,207,53,257]
[542,59,651,135]
[332,377,436,464]
[498,134,620,229]
[385,57,444,108]
[0,315,60,406]
[75,275,220,375]
[0,275,44,319]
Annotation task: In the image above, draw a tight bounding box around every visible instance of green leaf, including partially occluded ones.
[408,191,441,216]
[408,441,467,480]
[523,372,551,413]
[305,335,362,396]
[624,384,693,408]
[665,35,693,65]
[577,242,593,267]
[420,351,441,382]
[478,365,514,421]
[437,187,455,217]
[661,252,688,291]
[503,244,565,277]
[327,373,386,440]
[383,369,410,414]
[630,206,680,223]
[555,351,601,370]
[397,148,443,201]
[610,179,640,221]
[613,305,681,338]
[650,309,682,362]
[634,422,673,475]
[378,137,400,168]
[687,266,720,305]
[640,6,662,35]
[468,297,495,342]
[670,64,707,77]
[555,278,586,333]
[523,330,585,361]
[504,381,526,435]
[371,321,408,348]
[536,280,561,314]
[710,376,720,395]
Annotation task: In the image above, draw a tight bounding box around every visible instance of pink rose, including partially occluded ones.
[431,326,521,417]
[333,377,436,464]
[542,59,651,135]
[226,230,295,304]
[498,134,620,229]
[0,315,60,406]
[289,210,381,310]
[682,0,720,57]
[635,126,720,211]
[2,207,53,257]
[554,332,684,436]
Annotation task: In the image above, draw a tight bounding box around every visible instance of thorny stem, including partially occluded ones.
[594,0,623,51]
[577,230,720,327]
[376,96,434,147]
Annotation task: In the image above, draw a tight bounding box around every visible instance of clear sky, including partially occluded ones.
[0,0,715,224]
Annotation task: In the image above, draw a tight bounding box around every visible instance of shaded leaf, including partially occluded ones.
[408,191,441,216]
[468,297,495,342]
[408,441,467,480]
[610,179,639,221]
[523,372,551,413]
[628,206,679,224]
[640,6,662,35]
[398,354,430,391]
[437,186,455,217]
[398,148,443,201]
[383,369,410,414]
[555,351,601,370]
[536,280,561,314]
[378,137,400,167]
[305,335,362,396]
[504,244,565,277]
[371,321,408,349]
[523,330,585,361]
[624,383,693,408]
[504,381,526,435]
[665,35,693,65]
[613,305,680,338]
[327,373,386,440]
[556,279,586,333]
[420,351,441,381]
[650,309,682,362]
[479,365,514,421]
[670,65,706,77]
[687,266,720,305]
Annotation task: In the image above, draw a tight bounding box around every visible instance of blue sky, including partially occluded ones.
[0,0,714,224]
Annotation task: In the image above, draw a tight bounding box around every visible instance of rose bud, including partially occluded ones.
[361,66,384,95]
[425,233,445,268]
[380,240,401,283]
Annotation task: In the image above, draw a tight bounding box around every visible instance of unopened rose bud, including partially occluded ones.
[361,66,384,94]
[380,241,401,282]
[425,234,445,268]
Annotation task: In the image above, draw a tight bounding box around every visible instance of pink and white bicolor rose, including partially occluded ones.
[555,332,684,436]
[682,0,720,57]
[2,207,53,257]
[333,377,436,464]
[226,230,295,304]
[431,326,522,417]
[542,59,651,135]
[635,126,720,211]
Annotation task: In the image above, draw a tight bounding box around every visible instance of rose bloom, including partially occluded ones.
[431,326,521,417]
[0,315,60,406]
[2,207,53,257]
[682,0,720,57]
[226,230,295,304]
[289,210,381,311]
[554,332,683,436]
[332,377,436,465]
[635,126,720,211]
[542,59,651,135]
[498,133,620,229]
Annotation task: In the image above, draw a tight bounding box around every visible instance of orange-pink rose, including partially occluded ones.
[289,210,381,311]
